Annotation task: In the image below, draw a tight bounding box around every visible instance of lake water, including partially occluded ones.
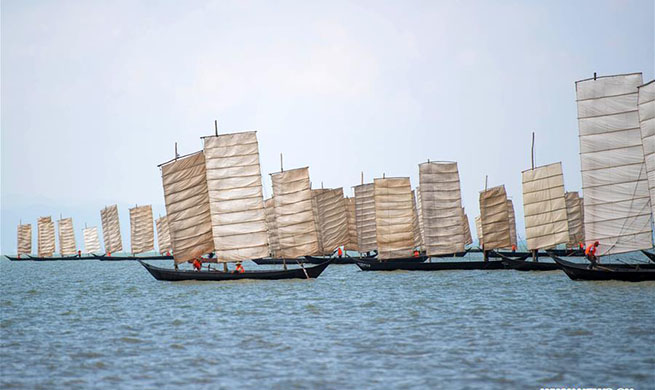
[1,257,654,389]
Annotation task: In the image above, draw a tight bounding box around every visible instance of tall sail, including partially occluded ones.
[17,224,32,255]
[58,217,77,256]
[311,189,330,254]
[264,198,280,257]
[100,205,123,254]
[411,190,423,250]
[161,151,214,264]
[344,197,359,252]
[479,185,511,250]
[314,188,349,254]
[462,208,473,246]
[506,200,517,248]
[271,167,319,258]
[204,132,269,261]
[576,73,652,255]
[37,216,55,257]
[638,80,655,217]
[416,188,425,244]
[374,177,414,259]
[521,162,568,250]
[130,205,154,254]
[354,183,377,253]
[419,161,465,256]
[155,216,172,254]
[565,192,585,246]
[83,226,101,254]
[475,215,483,246]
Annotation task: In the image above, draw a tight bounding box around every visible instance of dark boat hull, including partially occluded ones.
[139,259,332,281]
[6,255,30,261]
[355,258,506,271]
[469,248,585,258]
[252,257,306,265]
[641,250,655,263]
[549,254,655,282]
[496,252,560,271]
[27,255,84,261]
[303,256,355,264]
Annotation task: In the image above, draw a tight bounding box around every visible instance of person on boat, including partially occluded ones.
[579,242,585,251]
[511,244,517,253]
[192,258,202,271]
[337,247,343,258]
[235,262,245,273]
[585,241,600,267]
[413,250,419,257]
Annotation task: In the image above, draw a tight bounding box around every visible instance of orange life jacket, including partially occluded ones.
[338,248,343,257]
[511,245,517,252]
[193,259,201,270]
[585,245,597,256]
[236,264,244,273]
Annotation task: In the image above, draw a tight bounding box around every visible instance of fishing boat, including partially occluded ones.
[548,254,655,281]
[8,223,32,261]
[355,254,515,271]
[140,130,331,281]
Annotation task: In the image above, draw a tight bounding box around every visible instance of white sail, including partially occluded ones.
[37,216,55,257]
[521,162,569,250]
[475,215,483,246]
[129,205,154,254]
[374,177,415,259]
[264,198,280,257]
[271,167,319,258]
[311,189,330,254]
[17,224,32,255]
[462,208,473,246]
[58,217,77,256]
[83,226,101,254]
[155,216,172,254]
[344,197,359,252]
[314,188,349,254]
[507,200,517,248]
[411,190,423,250]
[100,205,123,254]
[576,73,652,255]
[354,183,377,253]
[565,192,585,246]
[204,132,269,261]
[479,185,511,250]
[419,161,465,256]
[161,151,214,264]
[638,80,655,218]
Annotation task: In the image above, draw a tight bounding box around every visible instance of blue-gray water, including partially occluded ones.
[1,257,654,389]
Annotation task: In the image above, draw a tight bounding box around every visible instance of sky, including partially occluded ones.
[1,0,654,254]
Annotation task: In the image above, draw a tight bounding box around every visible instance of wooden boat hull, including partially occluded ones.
[496,252,560,271]
[252,257,306,265]
[139,259,332,282]
[6,255,30,261]
[469,248,585,258]
[355,259,506,271]
[92,254,174,261]
[548,254,655,282]
[27,255,83,261]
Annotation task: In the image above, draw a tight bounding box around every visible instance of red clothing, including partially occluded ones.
[337,248,343,257]
[235,264,245,273]
[413,250,419,257]
[192,259,201,271]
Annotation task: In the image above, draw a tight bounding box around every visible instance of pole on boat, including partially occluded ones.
[214,120,218,136]
[484,175,488,191]
[531,132,535,170]
[223,262,228,272]
[280,153,284,172]
[283,258,287,270]
[383,173,386,179]
[321,181,324,189]
[594,72,597,80]
[174,142,179,159]
[361,171,363,185]
[531,132,538,261]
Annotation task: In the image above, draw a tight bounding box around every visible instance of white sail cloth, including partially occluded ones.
[462,208,473,246]
[161,151,214,264]
[311,189,330,254]
[58,217,77,256]
[354,183,377,253]
[475,216,483,246]
[204,132,269,261]
[507,200,517,248]
[521,162,569,250]
[314,188,349,254]
[155,216,172,254]
[411,190,423,250]
[416,188,425,244]
[271,167,319,258]
[38,216,55,257]
[101,205,123,254]
[374,177,415,259]
[479,185,511,250]
[565,192,585,246]
[129,205,154,254]
[576,73,652,255]
[17,224,32,255]
[638,80,655,218]
[418,162,465,255]
[264,198,280,257]
[83,226,102,254]
[344,197,359,251]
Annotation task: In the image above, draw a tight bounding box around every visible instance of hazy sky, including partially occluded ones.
[2,0,654,254]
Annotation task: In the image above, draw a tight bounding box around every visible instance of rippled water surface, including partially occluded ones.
[1,258,654,389]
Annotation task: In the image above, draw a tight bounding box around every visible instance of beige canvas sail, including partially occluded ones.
[344,197,359,251]
[17,224,32,255]
[83,226,101,254]
[462,208,473,246]
[374,177,415,259]
[507,200,517,248]
[565,192,585,246]
[314,188,349,254]
[311,189,330,254]
[418,161,465,256]
[264,198,280,257]
[522,162,569,250]
[416,188,425,244]
[37,216,55,257]
[155,216,172,254]
[58,217,77,256]
[130,205,154,254]
[204,132,269,261]
[354,183,377,253]
[100,205,123,254]
[475,215,483,246]
[271,167,319,258]
[161,151,214,264]
[479,185,511,250]
[638,80,655,218]
[411,190,423,250]
[576,73,652,255]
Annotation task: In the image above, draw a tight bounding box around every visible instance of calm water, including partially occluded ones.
[1,257,654,389]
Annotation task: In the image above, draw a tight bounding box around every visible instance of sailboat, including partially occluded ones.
[548,73,655,281]
[83,226,102,255]
[7,223,32,261]
[304,187,353,264]
[26,216,78,261]
[140,131,331,281]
